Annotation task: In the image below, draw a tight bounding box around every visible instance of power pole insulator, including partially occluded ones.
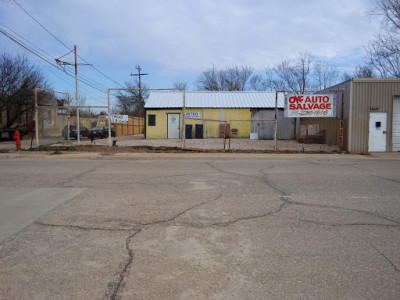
[130,65,149,109]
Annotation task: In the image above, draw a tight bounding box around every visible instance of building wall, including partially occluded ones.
[251,109,295,139]
[145,108,252,139]
[224,109,251,138]
[146,109,182,138]
[349,79,400,153]
[299,83,351,148]
[299,79,400,153]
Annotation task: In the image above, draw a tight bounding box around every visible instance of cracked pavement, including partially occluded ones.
[0,154,399,299]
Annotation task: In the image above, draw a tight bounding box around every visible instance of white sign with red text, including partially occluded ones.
[285,94,336,118]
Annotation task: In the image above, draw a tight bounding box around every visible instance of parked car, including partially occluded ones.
[105,126,116,137]
[0,128,28,141]
[88,126,115,139]
[62,125,89,140]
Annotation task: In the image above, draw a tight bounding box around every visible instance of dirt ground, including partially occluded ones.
[0,134,340,153]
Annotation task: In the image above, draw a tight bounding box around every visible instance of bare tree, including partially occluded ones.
[263,52,340,92]
[265,52,320,92]
[221,65,253,91]
[116,78,149,117]
[373,0,400,30]
[366,0,400,77]
[172,80,189,90]
[196,65,222,91]
[0,53,52,128]
[248,74,269,91]
[342,64,376,81]
[314,61,339,90]
[196,65,254,91]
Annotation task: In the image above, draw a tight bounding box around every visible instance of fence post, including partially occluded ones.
[274,91,279,152]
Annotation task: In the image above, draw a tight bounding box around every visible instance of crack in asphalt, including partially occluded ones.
[100,164,291,299]
[342,163,400,184]
[34,221,137,232]
[106,229,142,300]
[52,163,108,187]
[332,227,400,274]
[366,242,400,273]
[108,162,398,299]
[173,202,287,229]
[284,198,399,225]
[139,194,223,226]
[34,161,400,299]
[137,170,221,183]
[209,202,288,227]
[204,161,264,181]
[103,193,224,299]
[260,169,400,226]
[298,219,400,228]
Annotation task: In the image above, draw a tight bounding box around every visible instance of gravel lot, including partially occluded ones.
[0,134,340,152]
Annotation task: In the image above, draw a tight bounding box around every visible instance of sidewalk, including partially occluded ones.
[1,134,399,161]
[1,134,339,152]
[1,149,399,161]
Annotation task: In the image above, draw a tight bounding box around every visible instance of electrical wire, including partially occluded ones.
[12,0,71,50]
[12,0,125,88]
[0,26,109,102]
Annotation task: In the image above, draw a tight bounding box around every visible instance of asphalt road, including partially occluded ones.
[0,154,399,299]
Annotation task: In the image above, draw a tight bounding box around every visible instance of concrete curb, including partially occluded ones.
[1,151,399,161]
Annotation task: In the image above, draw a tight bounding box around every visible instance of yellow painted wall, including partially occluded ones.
[81,120,92,130]
[146,108,252,139]
[224,109,251,138]
[146,109,182,139]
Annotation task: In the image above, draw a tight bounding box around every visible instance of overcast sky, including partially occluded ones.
[0,0,381,106]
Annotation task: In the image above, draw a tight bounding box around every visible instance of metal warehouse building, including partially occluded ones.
[300,78,400,153]
[144,91,294,139]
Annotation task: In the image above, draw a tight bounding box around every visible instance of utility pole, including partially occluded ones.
[56,45,90,145]
[130,65,148,112]
[73,45,80,144]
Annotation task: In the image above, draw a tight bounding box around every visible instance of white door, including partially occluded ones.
[167,114,180,139]
[368,112,387,152]
[392,97,400,151]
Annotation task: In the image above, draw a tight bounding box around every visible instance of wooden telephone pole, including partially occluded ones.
[56,45,90,145]
[130,65,148,110]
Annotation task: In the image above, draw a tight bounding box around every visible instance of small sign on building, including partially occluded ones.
[185,112,201,119]
[111,114,128,123]
[285,94,336,117]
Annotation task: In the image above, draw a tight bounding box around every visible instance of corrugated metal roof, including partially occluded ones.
[144,91,284,109]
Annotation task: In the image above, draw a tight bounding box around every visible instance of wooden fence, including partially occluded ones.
[115,116,144,136]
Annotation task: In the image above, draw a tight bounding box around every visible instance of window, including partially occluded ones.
[148,114,156,126]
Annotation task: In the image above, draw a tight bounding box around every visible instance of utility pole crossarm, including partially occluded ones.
[130,65,149,110]
[55,45,91,145]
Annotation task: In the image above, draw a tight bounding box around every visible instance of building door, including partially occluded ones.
[368,112,387,152]
[392,97,400,151]
[167,114,180,139]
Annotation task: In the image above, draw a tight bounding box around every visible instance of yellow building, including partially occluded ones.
[144,91,285,139]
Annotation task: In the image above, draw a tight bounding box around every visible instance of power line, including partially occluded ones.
[0,22,55,63]
[0,27,57,68]
[78,55,125,88]
[12,0,70,50]
[0,27,108,96]
[12,0,124,88]
[0,29,108,105]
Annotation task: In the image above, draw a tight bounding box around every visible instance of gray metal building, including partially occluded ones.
[251,109,295,139]
[300,78,400,153]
